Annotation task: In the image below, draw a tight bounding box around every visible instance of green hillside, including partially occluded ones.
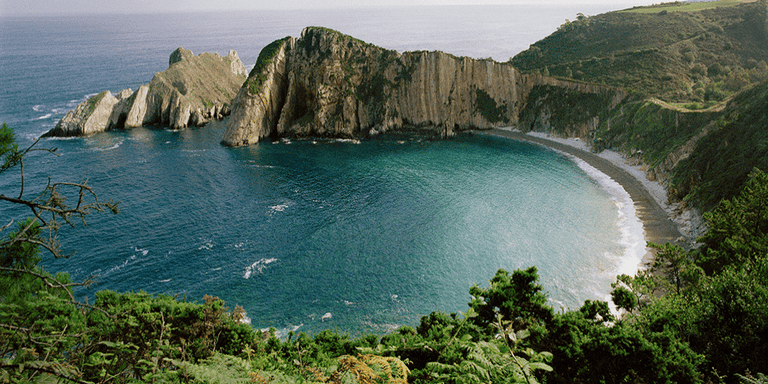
[511,0,768,104]
[512,0,768,212]
[671,79,768,209]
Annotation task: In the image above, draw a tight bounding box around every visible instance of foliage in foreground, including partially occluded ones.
[2,123,767,384]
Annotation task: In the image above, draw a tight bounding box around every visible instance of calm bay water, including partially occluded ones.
[0,6,644,335]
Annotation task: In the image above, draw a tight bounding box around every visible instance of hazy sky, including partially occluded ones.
[1,0,658,16]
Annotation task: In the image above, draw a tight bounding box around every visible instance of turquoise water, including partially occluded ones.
[0,6,643,336]
[36,127,627,335]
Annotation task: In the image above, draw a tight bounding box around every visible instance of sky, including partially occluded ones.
[1,0,660,16]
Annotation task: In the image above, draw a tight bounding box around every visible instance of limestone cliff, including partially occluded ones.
[45,91,120,137]
[223,27,626,147]
[45,48,247,137]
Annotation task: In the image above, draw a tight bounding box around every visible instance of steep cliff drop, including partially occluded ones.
[221,27,626,147]
[44,48,247,137]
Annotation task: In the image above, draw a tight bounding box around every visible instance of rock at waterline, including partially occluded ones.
[44,47,247,137]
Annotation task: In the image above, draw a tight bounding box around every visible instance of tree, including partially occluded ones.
[610,271,659,313]
[648,242,703,295]
[1,123,118,382]
[468,267,553,333]
[697,168,768,274]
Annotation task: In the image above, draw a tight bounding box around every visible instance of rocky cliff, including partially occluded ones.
[221,27,627,147]
[45,48,247,137]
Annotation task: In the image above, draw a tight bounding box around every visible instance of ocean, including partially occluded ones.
[0,5,645,336]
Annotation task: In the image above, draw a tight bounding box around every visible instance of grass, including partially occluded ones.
[510,0,768,102]
[670,79,768,209]
[622,0,752,14]
[247,37,290,95]
[85,91,109,116]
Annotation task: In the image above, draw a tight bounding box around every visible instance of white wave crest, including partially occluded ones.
[92,139,124,151]
[335,138,361,144]
[106,254,137,275]
[262,323,303,339]
[240,309,251,324]
[244,258,278,279]
[269,204,289,212]
[35,113,52,120]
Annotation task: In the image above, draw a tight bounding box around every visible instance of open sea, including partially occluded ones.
[0,5,645,336]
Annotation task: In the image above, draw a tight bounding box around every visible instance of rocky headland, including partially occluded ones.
[44,48,247,137]
[221,27,627,147]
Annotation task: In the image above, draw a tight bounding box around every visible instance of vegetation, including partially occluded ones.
[622,0,750,14]
[473,89,509,124]
[511,0,768,103]
[508,0,768,211]
[670,79,768,209]
[518,85,615,137]
[5,1,768,383]
[247,37,290,95]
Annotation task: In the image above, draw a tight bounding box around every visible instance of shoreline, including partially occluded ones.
[475,128,686,267]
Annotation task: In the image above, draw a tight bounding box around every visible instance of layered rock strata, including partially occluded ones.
[222,27,627,147]
[45,48,247,137]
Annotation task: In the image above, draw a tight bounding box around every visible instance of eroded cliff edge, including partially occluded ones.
[45,48,247,137]
[221,27,626,147]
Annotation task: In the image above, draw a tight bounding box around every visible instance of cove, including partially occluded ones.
[42,124,637,336]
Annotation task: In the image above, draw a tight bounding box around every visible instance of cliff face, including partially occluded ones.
[47,91,120,137]
[45,48,247,137]
[222,27,626,147]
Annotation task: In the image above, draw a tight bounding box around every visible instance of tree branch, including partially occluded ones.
[0,267,112,317]
[0,363,91,384]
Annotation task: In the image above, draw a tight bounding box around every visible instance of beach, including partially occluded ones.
[477,128,690,266]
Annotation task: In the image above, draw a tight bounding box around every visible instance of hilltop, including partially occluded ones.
[511,0,768,104]
[510,0,768,211]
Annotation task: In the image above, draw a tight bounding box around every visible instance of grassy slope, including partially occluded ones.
[621,0,752,14]
[510,0,768,103]
[671,79,768,210]
[511,0,768,210]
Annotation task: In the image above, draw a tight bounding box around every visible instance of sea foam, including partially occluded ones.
[570,157,647,278]
[243,258,278,279]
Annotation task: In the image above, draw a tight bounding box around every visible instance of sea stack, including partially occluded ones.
[44,48,248,137]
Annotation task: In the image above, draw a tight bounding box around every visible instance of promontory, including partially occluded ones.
[220,27,626,147]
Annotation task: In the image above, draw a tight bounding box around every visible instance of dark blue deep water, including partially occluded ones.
[1,6,644,335]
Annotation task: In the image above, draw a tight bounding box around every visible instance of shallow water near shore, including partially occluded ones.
[1,5,644,336]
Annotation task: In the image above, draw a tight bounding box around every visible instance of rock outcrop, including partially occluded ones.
[45,48,247,137]
[222,27,627,147]
[45,91,120,137]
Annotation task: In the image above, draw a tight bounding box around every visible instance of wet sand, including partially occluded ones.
[476,129,683,264]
